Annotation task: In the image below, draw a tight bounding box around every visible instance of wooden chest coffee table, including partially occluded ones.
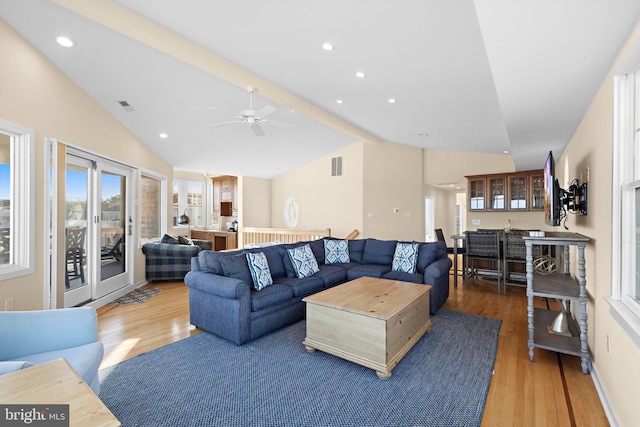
[302,276,432,379]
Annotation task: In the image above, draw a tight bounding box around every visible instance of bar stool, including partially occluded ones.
[435,228,466,287]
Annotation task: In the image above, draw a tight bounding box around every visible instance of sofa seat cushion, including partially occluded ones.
[383,270,424,284]
[273,275,325,297]
[250,284,294,312]
[12,342,104,392]
[316,264,347,287]
[346,264,391,280]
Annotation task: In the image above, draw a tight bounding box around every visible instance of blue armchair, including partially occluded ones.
[0,307,104,395]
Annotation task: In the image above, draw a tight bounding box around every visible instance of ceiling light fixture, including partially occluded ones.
[159,132,168,139]
[322,43,334,51]
[55,36,74,47]
[503,150,509,154]
[388,98,397,104]
[355,71,366,78]
[419,133,429,137]
[336,99,344,104]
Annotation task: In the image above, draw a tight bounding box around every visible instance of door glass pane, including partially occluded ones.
[489,178,505,209]
[510,176,527,209]
[65,164,89,291]
[101,171,125,280]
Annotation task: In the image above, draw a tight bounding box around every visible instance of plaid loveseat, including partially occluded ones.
[142,239,213,281]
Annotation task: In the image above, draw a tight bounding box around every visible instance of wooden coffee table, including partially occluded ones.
[0,358,120,426]
[302,276,432,379]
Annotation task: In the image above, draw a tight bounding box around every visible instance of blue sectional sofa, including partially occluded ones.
[184,238,452,345]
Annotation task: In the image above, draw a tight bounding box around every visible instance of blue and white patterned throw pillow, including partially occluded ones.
[324,239,350,264]
[287,244,319,278]
[246,252,273,290]
[392,241,419,274]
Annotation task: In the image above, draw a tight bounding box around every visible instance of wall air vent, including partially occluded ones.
[331,156,343,177]
[118,100,135,112]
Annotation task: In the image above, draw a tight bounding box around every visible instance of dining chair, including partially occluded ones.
[465,230,503,294]
[65,227,86,288]
[435,228,466,284]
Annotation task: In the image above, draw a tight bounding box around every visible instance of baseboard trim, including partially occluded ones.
[590,363,618,427]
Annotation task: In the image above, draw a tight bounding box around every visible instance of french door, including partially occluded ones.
[64,151,132,307]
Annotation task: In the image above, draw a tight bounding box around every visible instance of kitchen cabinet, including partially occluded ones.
[466,169,542,212]
[211,176,237,213]
[524,231,590,374]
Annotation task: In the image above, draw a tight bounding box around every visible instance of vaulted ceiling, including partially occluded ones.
[2,0,640,180]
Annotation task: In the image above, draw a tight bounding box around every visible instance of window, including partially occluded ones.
[0,118,34,280]
[610,59,640,347]
[173,180,205,227]
[140,173,166,242]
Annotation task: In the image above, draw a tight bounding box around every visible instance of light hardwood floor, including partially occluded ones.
[96,274,609,427]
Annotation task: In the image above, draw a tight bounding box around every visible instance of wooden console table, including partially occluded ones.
[0,358,120,426]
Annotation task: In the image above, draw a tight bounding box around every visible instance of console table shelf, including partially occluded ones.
[524,231,590,374]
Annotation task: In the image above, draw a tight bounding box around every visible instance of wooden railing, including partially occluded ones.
[239,227,331,248]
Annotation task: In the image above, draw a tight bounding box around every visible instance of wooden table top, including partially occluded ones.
[0,358,120,427]
[303,276,430,320]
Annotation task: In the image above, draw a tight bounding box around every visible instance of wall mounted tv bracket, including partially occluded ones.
[561,180,588,215]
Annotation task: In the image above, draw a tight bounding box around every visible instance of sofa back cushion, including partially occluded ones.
[197,250,225,275]
[347,239,365,263]
[219,253,252,284]
[362,238,397,265]
[416,241,445,273]
[249,246,286,278]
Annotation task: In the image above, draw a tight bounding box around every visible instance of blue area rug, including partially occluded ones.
[99,309,501,427]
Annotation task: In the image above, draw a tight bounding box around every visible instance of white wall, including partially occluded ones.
[555,20,640,426]
[271,142,364,239]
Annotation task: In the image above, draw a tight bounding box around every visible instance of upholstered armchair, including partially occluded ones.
[0,307,104,395]
[142,237,213,281]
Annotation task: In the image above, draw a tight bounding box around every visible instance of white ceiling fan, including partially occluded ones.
[210,87,278,137]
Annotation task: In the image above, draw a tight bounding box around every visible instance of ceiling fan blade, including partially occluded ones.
[255,104,276,119]
[251,123,266,137]
[210,120,243,128]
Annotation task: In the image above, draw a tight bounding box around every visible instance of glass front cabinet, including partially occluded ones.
[466,170,542,212]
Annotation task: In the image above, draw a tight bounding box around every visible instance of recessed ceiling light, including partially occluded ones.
[55,36,74,47]
[322,43,334,51]
[336,99,344,104]
[503,150,509,154]
[419,133,429,137]
[159,133,168,139]
[355,71,366,79]
[388,98,397,104]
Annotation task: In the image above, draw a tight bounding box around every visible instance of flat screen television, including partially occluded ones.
[544,151,562,226]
